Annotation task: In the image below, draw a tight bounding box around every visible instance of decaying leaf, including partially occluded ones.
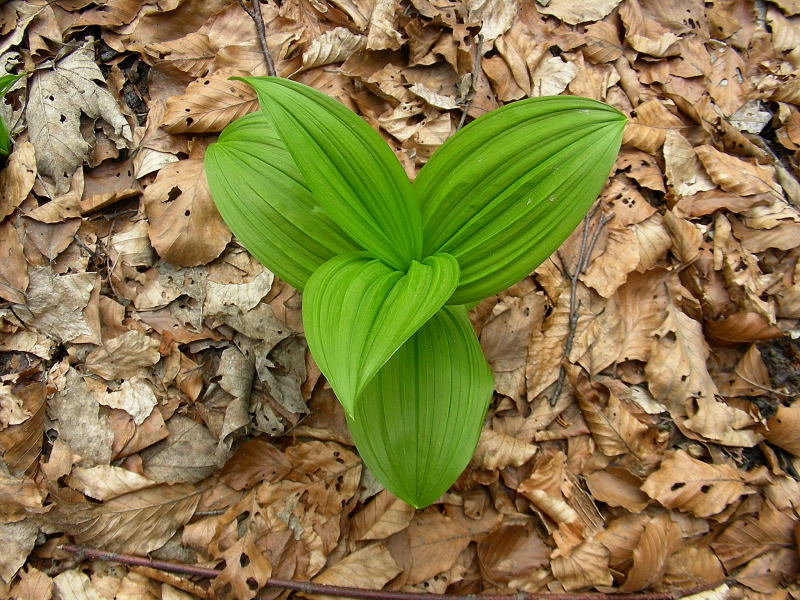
[162,73,257,134]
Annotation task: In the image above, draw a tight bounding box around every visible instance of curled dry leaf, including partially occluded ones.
[0,220,28,304]
[305,543,400,600]
[162,73,257,134]
[477,523,549,585]
[351,489,415,541]
[473,429,538,470]
[585,468,649,513]
[663,130,715,197]
[706,312,783,343]
[619,0,680,57]
[641,449,750,517]
[620,514,682,592]
[539,0,621,25]
[663,209,702,264]
[711,501,796,570]
[694,145,779,197]
[85,330,160,380]
[551,540,613,591]
[763,403,800,456]
[303,28,366,69]
[66,465,155,502]
[97,377,157,426]
[143,159,231,267]
[141,415,220,484]
[219,438,293,491]
[0,140,36,220]
[45,482,201,555]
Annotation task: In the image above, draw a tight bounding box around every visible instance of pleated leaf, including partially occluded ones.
[415,95,626,305]
[204,111,359,290]
[242,77,423,271]
[303,251,459,416]
[0,73,24,158]
[347,306,493,508]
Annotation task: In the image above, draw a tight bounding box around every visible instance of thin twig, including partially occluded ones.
[549,208,613,406]
[457,34,484,130]
[61,545,726,600]
[733,368,794,398]
[237,0,276,76]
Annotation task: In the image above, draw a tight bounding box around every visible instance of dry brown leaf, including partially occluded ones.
[641,450,751,517]
[85,330,160,380]
[619,0,680,57]
[473,429,538,470]
[712,501,796,570]
[141,415,220,484]
[736,548,799,593]
[763,403,800,456]
[0,141,36,220]
[530,56,578,97]
[52,569,104,600]
[351,489,415,541]
[551,540,613,591]
[539,0,621,25]
[143,159,231,266]
[0,220,28,304]
[162,73,257,134]
[66,465,155,502]
[581,224,640,298]
[97,377,157,425]
[663,209,702,264]
[9,566,53,600]
[663,130,716,197]
[219,438,293,491]
[477,523,549,585]
[663,543,725,589]
[706,312,783,343]
[466,0,518,41]
[306,543,400,600]
[45,482,201,555]
[621,514,682,592]
[585,468,649,513]
[623,100,684,154]
[695,145,780,197]
[303,27,366,69]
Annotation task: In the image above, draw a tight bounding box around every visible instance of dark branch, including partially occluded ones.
[237,0,276,76]
[62,545,727,600]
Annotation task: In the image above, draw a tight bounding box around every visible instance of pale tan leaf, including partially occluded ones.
[162,74,257,134]
[466,0,518,41]
[663,130,715,197]
[663,544,725,589]
[663,209,702,264]
[539,0,621,25]
[613,268,670,363]
[695,145,780,196]
[767,6,800,68]
[9,566,53,600]
[581,224,640,298]
[366,0,403,50]
[530,56,578,97]
[97,377,157,425]
[585,468,649,513]
[143,159,231,266]
[632,213,672,271]
[26,42,132,196]
[66,465,155,502]
[763,403,800,456]
[141,415,220,484]
[551,540,613,591]
[641,450,750,517]
[619,0,680,57]
[0,220,28,304]
[0,519,37,584]
[351,489,415,541]
[736,548,799,593]
[142,32,216,78]
[219,438,293,491]
[706,45,749,116]
[85,330,160,381]
[52,570,105,600]
[519,488,580,524]
[46,482,201,555]
[303,28,366,69]
[0,141,36,220]
[623,100,684,154]
[305,543,400,600]
[473,429,538,470]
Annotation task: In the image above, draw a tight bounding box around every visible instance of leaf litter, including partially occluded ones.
[1,0,800,598]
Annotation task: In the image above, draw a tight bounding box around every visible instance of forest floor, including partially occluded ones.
[1,1,800,599]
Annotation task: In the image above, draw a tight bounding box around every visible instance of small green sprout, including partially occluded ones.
[205,77,625,508]
[0,73,24,159]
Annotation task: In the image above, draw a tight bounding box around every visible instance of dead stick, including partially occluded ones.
[457,34,484,130]
[62,545,726,600]
[237,0,276,76]
[549,209,612,406]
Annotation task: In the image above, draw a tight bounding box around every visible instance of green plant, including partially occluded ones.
[205,77,625,507]
[0,72,23,159]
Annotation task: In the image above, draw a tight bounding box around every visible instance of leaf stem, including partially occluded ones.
[61,544,727,600]
[237,0,277,77]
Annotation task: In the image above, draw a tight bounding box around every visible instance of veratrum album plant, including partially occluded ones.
[205,77,625,508]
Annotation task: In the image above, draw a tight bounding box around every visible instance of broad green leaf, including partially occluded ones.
[303,251,459,416]
[241,77,423,271]
[204,111,360,290]
[347,306,493,508]
[0,73,23,158]
[415,96,626,305]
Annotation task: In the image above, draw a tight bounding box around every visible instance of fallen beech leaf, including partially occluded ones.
[581,223,640,298]
[85,330,160,381]
[305,543,400,600]
[0,220,28,304]
[466,0,518,41]
[0,141,36,220]
[144,159,231,267]
[530,56,578,97]
[473,429,538,470]
[663,210,702,264]
[706,312,783,343]
[97,377,157,425]
[162,74,257,134]
[219,438,293,491]
[66,465,155,501]
[663,544,725,589]
[9,566,53,600]
[706,45,749,116]
[302,28,365,72]
[351,489,415,541]
[26,42,132,196]
[551,540,613,591]
[663,131,715,197]
[695,145,779,197]
[621,514,682,592]
[712,501,795,570]
[141,415,220,484]
[641,450,751,517]
[45,482,201,555]
[623,100,684,153]
[736,548,799,593]
[477,523,549,585]
[367,0,403,50]
[763,404,800,456]
[539,0,621,25]
[586,468,649,513]
[619,0,680,57]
